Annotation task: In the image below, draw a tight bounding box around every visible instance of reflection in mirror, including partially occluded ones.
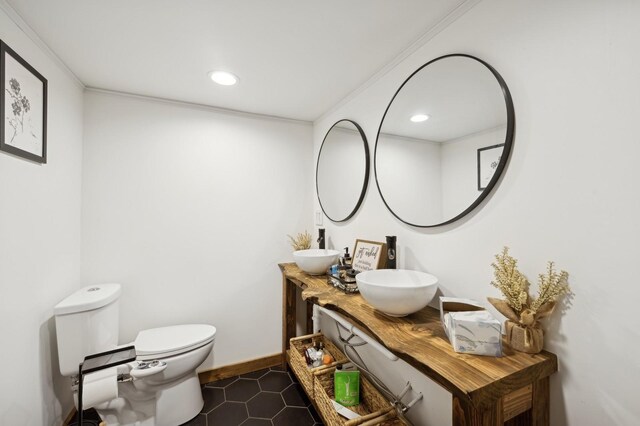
[316,120,370,222]
[375,54,514,227]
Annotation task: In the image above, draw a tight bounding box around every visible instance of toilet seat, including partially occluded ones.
[135,324,216,361]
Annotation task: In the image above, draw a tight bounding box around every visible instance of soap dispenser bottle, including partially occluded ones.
[340,247,352,268]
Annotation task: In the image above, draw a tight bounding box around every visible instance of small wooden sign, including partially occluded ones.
[352,239,387,272]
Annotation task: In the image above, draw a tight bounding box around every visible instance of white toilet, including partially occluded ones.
[54,283,216,426]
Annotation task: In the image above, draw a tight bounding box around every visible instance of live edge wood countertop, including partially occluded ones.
[279,262,558,413]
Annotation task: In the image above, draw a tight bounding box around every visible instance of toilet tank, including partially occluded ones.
[54,283,121,376]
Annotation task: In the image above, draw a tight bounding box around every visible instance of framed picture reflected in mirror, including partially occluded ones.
[477,144,505,191]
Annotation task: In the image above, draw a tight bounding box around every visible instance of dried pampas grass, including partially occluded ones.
[287,231,312,251]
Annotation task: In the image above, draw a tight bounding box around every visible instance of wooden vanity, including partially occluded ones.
[279,263,557,426]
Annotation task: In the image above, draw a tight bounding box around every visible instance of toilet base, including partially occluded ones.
[94,372,204,426]
[156,372,204,426]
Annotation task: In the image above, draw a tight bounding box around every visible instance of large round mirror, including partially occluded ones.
[375,54,514,227]
[316,119,370,222]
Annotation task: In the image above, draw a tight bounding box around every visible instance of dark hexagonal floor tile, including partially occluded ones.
[287,370,299,384]
[226,379,261,402]
[206,376,238,388]
[179,413,207,426]
[202,386,225,413]
[281,383,310,407]
[309,405,323,423]
[273,406,315,426]
[270,365,287,371]
[246,391,285,418]
[207,401,248,426]
[240,368,269,379]
[241,419,272,426]
[259,371,292,392]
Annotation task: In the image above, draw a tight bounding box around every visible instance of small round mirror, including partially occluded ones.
[375,54,514,227]
[316,120,370,222]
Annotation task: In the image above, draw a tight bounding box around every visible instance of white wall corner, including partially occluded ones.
[0,0,85,89]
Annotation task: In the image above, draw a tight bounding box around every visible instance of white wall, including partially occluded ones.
[0,6,83,426]
[314,0,640,424]
[82,91,313,370]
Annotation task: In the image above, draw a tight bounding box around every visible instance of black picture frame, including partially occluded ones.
[1,40,48,163]
[477,143,505,191]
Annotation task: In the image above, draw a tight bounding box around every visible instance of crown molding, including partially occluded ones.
[85,87,312,126]
[0,0,84,88]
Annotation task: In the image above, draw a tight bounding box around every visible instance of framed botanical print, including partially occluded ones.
[477,143,504,191]
[1,40,48,163]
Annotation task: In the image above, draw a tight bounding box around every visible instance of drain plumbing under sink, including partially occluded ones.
[313,306,424,415]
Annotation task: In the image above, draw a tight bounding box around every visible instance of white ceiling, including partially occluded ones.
[6,0,469,121]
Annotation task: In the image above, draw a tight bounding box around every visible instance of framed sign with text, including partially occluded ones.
[352,239,387,272]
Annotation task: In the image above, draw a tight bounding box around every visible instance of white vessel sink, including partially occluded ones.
[356,269,438,317]
[293,249,341,275]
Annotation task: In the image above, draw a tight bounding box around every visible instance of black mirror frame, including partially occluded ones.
[316,119,370,222]
[374,53,515,228]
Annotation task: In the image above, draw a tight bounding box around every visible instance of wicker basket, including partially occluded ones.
[313,366,402,426]
[288,332,349,398]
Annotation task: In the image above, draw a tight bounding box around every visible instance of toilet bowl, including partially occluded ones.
[97,324,216,426]
[54,284,216,426]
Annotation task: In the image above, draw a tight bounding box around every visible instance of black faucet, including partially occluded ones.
[386,236,396,269]
[318,228,326,249]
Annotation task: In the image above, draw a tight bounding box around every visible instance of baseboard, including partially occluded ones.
[63,408,76,426]
[198,353,283,384]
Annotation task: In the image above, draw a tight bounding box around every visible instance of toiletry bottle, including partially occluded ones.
[316,342,324,365]
[303,348,312,366]
[341,247,352,267]
[334,365,360,406]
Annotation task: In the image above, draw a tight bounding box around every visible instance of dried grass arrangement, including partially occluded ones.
[287,231,312,251]
[488,247,571,353]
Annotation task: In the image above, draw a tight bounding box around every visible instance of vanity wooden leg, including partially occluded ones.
[452,395,503,426]
[305,301,314,334]
[282,277,296,366]
[530,377,550,425]
[504,376,550,426]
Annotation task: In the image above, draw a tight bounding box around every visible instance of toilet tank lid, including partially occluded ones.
[54,283,121,316]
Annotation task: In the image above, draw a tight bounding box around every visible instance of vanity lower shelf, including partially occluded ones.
[285,331,409,426]
[279,263,558,426]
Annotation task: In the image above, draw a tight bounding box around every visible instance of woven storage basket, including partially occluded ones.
[313,366,402,426]
[288,332,348,398]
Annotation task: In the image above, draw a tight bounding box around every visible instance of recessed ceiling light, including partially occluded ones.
[208,70,239,86]
[410,114,429,123]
